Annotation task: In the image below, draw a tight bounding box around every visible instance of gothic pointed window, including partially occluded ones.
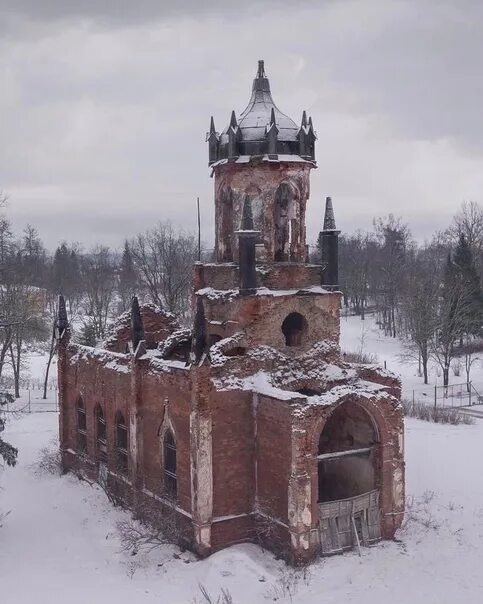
[163,430,177,497]
[95,405,107,463]
[274,183,294,261]
[77,397,87,453]
[116,412,128,475]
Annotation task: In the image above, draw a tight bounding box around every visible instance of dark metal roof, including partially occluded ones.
[208,60,316,164]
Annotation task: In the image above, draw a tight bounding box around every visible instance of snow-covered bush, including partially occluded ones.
[401,399,474,425]
[30,440,62,476]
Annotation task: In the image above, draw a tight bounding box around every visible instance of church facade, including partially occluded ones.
[57,61,405,564]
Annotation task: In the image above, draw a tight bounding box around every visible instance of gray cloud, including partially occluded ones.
[1,0,482,250]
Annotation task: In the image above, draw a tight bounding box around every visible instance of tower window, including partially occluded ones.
[95,405,107,463]
[77,397,87,453]
[281,312,307,346]
[116,412,128,475]
[163,430,177,497]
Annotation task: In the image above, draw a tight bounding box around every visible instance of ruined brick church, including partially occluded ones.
[57,61,404,563]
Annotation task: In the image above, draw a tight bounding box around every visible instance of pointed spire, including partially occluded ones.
[240,195,254,231]
[230,110,238,130]
[257,59,266,78]
[130,295,145,352]
[320,197,340,290]
[270,107,276,127]
[301,110,308,128]
[308,116,313,130]
[323,197,337,231]
[192,296,207,364]
[210,115,216,134]
[57,294,68,333]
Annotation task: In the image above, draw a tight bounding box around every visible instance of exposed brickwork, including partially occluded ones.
[104,304,180,353]
[58,67,404,566]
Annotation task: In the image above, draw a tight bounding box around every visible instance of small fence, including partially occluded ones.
[1,387,59,414]
[409,382,483,410]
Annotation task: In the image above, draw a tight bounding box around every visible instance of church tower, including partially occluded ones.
[208,60,316,264]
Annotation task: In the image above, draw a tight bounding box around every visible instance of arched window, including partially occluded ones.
[163,430,177,497]
[116,412,128,475]
[95,405,107,463]
[274,183,296,261]
[281,312,307,346]
[77,397,87,453]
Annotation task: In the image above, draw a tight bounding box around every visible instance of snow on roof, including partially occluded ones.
[68,345,130,375]
[303,379,399,409]
[210,154,315,169]
[196,284,334,300]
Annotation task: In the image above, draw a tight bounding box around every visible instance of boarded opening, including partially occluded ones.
[281,312,307,347]
[317,401,382,555]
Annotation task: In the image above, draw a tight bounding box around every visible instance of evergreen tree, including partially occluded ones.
[453,234,483,335]
[0,392,17,467]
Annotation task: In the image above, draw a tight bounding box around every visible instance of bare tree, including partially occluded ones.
[81,246,117,341]
[373,215,412,337]
[401,246,440,384]
[130,222,197,318]
[430,255,475,387]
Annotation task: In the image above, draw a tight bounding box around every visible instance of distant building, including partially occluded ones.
[57,61,404,563]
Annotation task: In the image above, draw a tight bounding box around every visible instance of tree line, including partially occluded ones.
[328,201,483,387]
[1,194,482,397]
[0,214,198,398]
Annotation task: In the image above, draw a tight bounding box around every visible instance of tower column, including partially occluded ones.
[320,197,340,290]
[190,364,214,556]
[287,415,316,564]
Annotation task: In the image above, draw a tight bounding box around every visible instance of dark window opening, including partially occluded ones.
[281,312,307,346]
[116,412,128,475]
[95,405,107,463]
[208,334,222,347]
[77,397,87,453]
[224,346,247,357]
[296,387,322,396]
[163,430,177,497]
[274,183,293,261]
[317,401,377,504]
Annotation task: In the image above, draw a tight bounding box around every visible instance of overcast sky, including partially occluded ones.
[1,0,482,251]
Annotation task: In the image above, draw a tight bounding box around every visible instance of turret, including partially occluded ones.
[298,111,316,160]
[266,107,279,157]
[207,116,219,165]
[236,195,259,295]
[320,197,340,290]
[227,111,240,160]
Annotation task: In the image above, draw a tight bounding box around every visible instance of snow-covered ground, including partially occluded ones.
[1,316,483,603]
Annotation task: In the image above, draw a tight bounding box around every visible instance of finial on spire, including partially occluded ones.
[323,197,337,231]
[301,110,308,128]
[257,59,266,78]
[209,116,216,134]
[131,295,145,351]
[308,116,313,129]
[270,107,276,127]
[230,110,238,130]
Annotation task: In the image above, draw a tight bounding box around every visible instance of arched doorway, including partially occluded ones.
[317,400,382,554]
